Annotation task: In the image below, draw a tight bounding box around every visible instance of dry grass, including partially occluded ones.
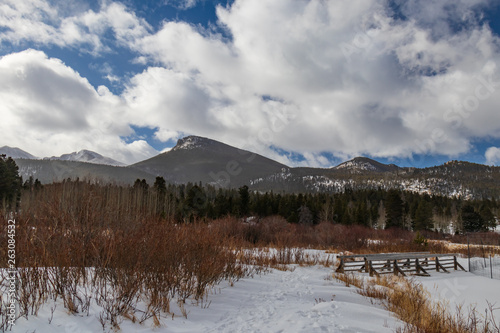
[335,273,500,333]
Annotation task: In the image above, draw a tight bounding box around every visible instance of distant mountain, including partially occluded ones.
[131,136,287,187]
[6,136,500,199]
[46,150,125,166]
[334,157,400,173]
[248,158,500,199]
[15,159,155,185]
[0,146,38,159]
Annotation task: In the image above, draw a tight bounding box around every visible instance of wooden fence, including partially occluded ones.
[336,252,466,277]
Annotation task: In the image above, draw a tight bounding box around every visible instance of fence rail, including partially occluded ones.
[465,233,500,280]
[336,252,465,277]
[469,256,500,280]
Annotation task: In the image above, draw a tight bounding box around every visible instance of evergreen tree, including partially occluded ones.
[333,196,345,223]
[461,204,485,233]
[354,200,370,226]
[0,155,22,210]
[214,189,231,217]
[238,185,250,216]
[133,178,149,192]
[153,176,167,217]
[298,205,313,225]
[479,205,496,229]
[385,189,403,229]
[23,175,34,190]
[184,185,207,220]
[153,176,167,195]
[413,200,433,230]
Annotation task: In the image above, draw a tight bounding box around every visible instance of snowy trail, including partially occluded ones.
[15,265,400,333]
[174,265,397,333]
[205,267,334,333]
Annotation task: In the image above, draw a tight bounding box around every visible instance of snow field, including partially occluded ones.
[9,252,500,333]
[416,258,500,317]
[10,254,400,333]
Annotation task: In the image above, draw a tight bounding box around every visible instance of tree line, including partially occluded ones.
[2,156,498,234]
[133,177,498,233]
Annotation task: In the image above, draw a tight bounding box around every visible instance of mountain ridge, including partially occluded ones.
[334,156,400,173]
[0,146,38,159]
[131,135,287,187]
[3,140,489,171]
[15,159,155,185]
[4,137,500,199]
[45,149,125,166]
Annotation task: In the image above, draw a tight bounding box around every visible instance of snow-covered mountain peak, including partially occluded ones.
[171,136,214,151]
[336,158,377,171]
[334,157,399,173]
[0,146,38,159]
[46,150,125,166]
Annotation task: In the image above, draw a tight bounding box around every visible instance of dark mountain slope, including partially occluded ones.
[130,136,287,187]
[15,159,155,185]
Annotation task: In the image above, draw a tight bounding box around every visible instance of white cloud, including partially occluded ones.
[485,147,500,165]
[154,129,181,142]
[2,0,500,168]
[0,0,149,55]
[119,140,159,164]
[93,62,121,84]
[301,153,333,168]
[123,0,500,166]
[0,50,157,164]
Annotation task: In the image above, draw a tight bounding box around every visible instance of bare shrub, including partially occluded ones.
[7,181,253,328]
[10,180,494,330]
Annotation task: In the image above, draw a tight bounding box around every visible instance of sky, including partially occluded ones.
[1,0,500,168]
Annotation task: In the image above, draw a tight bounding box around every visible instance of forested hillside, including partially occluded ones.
[2,157,498,234]
[17,176,500,234]
[250,160,500,199]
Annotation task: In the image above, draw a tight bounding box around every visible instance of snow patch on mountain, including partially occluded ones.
[250,168,293,185]
[250,172,475,199]
[171,136,212,151]
[46,150,125,166]
[334,157,400,173]
[0,146,38,159]
[336,160,378,171]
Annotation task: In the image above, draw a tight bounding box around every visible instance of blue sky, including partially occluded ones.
[1,0,500,168]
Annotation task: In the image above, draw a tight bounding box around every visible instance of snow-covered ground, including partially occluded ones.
[416,258,500,316]
[10,255,500,333]
[13,264,400,333]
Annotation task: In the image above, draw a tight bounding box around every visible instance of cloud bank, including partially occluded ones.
[0,50,157,163]
[1,0,500,166]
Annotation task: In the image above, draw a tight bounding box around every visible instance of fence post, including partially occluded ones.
[481,240,487,267]
[490,255,493,279]
[467,234,470,272]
